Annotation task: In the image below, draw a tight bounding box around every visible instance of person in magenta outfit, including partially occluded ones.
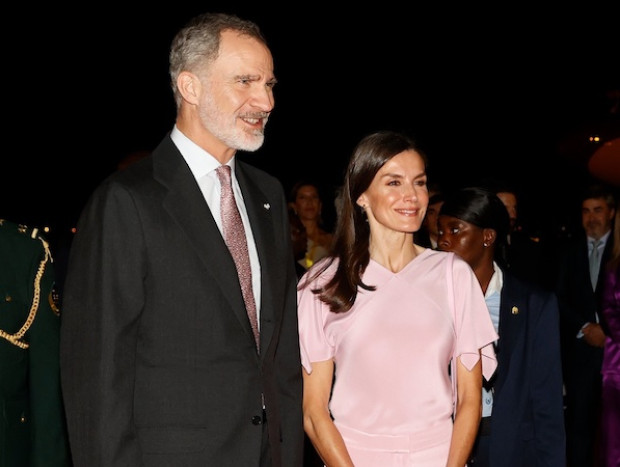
[297,130,498,467]
[600,207,620,467]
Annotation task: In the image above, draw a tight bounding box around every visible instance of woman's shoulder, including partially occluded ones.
[420,249,479,281]
[421,248,456,264]
[298,256,338,289]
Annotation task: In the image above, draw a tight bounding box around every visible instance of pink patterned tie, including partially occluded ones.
[216,165,259,350]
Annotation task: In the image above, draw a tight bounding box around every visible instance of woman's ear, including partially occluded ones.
[483,228,497,246]
[356,194,367,209]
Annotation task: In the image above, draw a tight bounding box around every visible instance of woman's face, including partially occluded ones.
[294,185,322,222]
[437,215,485,268]
[356,150,428,235]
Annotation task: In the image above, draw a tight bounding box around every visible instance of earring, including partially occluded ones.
[483,242,488,247]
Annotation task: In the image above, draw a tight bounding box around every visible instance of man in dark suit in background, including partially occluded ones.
[417,185,444,250]
[556,183,616,467]
[492,182,551,289]
[60,12,303,467]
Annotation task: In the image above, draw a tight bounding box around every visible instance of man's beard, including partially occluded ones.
[199,97,267,152]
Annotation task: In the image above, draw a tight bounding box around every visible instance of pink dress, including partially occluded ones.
[298,249,498,466]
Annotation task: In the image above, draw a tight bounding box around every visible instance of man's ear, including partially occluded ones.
[177,71,201,105]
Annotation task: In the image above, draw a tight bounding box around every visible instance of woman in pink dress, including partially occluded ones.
[600,208,620,467]
[297,131,498,466]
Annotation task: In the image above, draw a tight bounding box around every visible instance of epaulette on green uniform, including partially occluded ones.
[0,218,59,349]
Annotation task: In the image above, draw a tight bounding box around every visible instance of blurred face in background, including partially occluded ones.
[424,198,444,240]
[293,184,322,223]
[496,191,517,232]
[582,197,615,240]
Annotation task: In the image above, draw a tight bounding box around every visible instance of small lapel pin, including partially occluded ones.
[511,306,519,315]
[263,203,270,210]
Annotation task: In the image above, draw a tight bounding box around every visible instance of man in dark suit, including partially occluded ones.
[0,219,71,466]
[60,12,303,467]
[492,183,551,290]
[556,183,616,467]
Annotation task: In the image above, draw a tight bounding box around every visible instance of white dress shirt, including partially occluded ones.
[482,263,503,417]
[170,126,262,323]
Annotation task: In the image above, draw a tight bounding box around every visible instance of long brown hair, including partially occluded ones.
[299,130,426,313]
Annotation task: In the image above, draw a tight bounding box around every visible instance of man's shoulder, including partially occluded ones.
[237,160,285,196]
[0,219,48,251]
[238,160,279,182]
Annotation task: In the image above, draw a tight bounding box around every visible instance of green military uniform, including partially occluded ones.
[0,219,71,466]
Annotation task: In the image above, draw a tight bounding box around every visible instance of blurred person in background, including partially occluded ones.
[289,209,309,280]
[0,218,71,467]
[556,183,616,467]
[437,187,565,467]
[416,183,444,249]
[599,205,620,467]
[289,180,334,270]
[491,182,550,289]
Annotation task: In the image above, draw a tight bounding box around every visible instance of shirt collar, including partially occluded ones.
[590,229,611,243]
[170,125,236,180]
[485,262,503,298]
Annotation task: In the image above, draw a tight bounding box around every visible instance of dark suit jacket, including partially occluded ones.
[503,229,551,290]
[554,231,612,466]
[555,231,613,338]
[555,231,610,392]
[486,271,566,466]
[60,136,303,467]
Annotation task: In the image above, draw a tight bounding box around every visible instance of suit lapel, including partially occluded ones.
[236,165,279,355]
[497,274,526,388]
[153,138,257,344]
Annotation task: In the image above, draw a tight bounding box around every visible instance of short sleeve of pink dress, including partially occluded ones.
[447,252,498,380]
[297,249,498,438]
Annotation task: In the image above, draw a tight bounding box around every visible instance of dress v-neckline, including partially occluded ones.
[369,247,431,275]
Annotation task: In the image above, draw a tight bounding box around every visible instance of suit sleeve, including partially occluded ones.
[60,181,145,466]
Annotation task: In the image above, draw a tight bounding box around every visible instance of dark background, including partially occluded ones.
[5,4,619,244]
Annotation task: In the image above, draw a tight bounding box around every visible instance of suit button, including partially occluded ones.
[251,415,263,425]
